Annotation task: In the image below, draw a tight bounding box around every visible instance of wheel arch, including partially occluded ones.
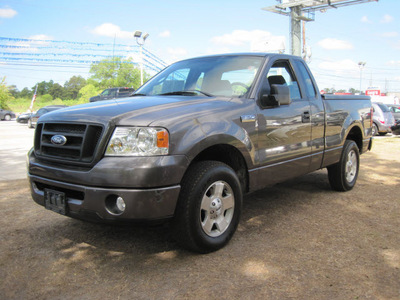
[188,144,249,194]
[346,124,363,153]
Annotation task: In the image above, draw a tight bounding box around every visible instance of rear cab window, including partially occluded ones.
[294,60,317,99]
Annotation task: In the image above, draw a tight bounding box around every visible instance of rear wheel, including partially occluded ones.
[28,119,34,128]
[172,161,242,253]
[327,140,360,191]
[4,114,11,121]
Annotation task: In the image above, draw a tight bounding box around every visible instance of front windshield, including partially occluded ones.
[136,55,264,98]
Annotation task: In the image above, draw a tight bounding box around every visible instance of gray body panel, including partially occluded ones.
[28,53,372,221]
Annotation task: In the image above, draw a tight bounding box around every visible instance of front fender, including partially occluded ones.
[175,118,257,169]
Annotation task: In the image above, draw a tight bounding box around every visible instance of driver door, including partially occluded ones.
[255,59,312,186]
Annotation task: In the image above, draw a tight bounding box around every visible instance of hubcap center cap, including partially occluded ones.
[210,198,222,219]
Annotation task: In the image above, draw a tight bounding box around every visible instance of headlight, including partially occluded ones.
[105,127,169,156]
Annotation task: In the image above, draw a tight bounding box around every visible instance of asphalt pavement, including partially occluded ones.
[0,120,34,181]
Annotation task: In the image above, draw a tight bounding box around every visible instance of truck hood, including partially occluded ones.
[38,95,238,127]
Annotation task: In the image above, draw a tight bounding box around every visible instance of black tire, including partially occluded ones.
[372,123,378,136]
[327,140,360,192]
[172,161,242,253]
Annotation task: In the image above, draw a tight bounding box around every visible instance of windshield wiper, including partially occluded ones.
[158,90,214,97]
[130,93,147,97]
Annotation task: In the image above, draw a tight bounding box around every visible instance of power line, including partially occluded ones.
[0,36,168,73]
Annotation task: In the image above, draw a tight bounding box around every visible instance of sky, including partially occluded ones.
[0,0,399,93]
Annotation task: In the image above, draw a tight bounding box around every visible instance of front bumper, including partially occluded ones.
[29,174,180,221]
[28,151,189,221]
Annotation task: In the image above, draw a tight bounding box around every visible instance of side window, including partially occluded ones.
[267,60,301,100]
[295,60,316,98]
[109,89,117,97]
[101,89,111,96]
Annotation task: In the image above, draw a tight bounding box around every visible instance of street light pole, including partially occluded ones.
[358,62,366,94]
[134,30,149,86]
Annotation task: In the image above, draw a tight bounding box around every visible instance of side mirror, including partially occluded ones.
[260,84,291,108]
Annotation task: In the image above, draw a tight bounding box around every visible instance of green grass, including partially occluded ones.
[7,97,87,113]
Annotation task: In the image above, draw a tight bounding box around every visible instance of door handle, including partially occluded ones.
[302,111,310,123]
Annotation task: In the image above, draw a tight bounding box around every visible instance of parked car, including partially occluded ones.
[0,108,16,121]
[387,104,400,122]
[28,105,68,128]
[372,102,395,136]
[391,120,400,135]
[89,87,135,102]
[16,112,33,124]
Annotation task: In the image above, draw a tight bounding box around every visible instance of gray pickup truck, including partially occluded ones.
[28,53,373,253]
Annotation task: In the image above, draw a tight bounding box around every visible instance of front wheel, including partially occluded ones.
[372,123,378,136]
[327,140,360,191]
[172,161,242,253]
[4,114,11,121]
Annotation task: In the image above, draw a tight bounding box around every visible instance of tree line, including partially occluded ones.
[3,57,149,106]
[323,87,362,94]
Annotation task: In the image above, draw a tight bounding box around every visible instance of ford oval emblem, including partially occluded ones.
[51,135,67,146]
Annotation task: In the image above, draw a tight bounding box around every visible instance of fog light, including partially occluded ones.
[105,195,126,215]
[116,197,126,212]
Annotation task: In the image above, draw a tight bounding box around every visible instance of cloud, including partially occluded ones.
[381,32,398,38]
[29,34,52,41]
[167,47,187,56]
[361,16,372,24]
[163,47,188,63]
[211,30,285,52]
[5,34,53,54]
[91,23,133,39]
[381,14,394,23]
[211,30,273,46]
[0,7,17,18]
[388,60,400,66]
[159,30,171,38]
[317,38,353,50]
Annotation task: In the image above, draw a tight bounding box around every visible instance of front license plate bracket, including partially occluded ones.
[44,189,67,215]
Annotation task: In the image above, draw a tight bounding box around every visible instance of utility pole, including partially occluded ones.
[358,62,366,94]
[262,0,378,57]
[290,6,302,56]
